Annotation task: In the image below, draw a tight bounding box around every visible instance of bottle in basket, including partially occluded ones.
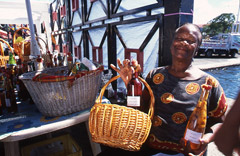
[68,61,80,76]
[127,69,142,109]
[46,51,54,68]
[35,55,44,71]
[183,79,212,150]
[67,52,73,71]
[58,53,64,66]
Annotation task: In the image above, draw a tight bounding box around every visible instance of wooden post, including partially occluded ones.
[162,0,194,66]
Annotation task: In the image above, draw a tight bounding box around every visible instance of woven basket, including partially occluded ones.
[89,75,155,151]
[19,65,103,117]
[0,38,13,67]
[13,27,31,58]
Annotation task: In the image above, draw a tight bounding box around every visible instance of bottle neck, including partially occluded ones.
[197,87,211,108]
[16,64,22,69]
[200,89,210,102]
[133,72,138,78]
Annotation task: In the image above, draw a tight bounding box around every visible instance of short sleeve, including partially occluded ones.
[145,70,153,86]
[207,76,228,118]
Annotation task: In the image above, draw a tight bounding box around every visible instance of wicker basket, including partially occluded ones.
[19,65,103,117]
[13,27,31,59]
[89,75,155,151]
[0,38,13,67]
[13,27,48,62]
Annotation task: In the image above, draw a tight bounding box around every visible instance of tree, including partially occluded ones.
[202,13,235,36]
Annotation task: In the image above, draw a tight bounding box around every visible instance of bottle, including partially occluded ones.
[5,73,17,113]
[67,52,73,71]
[27,61,34,72]
[127,70,142,108]
[81,57,96,70]
[0,68,6,111]
[8,52,16,65]
[35,55,44,71]
[15,59,24,100]
[0,88,3,115]
[54,55,58,67]
[79,63,89,72]
[58,53,64,66]
[183,79,212,150]
[8,52,16,88]
[68,62,80,76]
[0,88,6,110]
[6,53,18,113]
[46,51,54,68]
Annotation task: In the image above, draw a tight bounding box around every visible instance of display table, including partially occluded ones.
[0,97,110,156]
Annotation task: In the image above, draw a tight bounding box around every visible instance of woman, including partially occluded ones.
[213,91,240,156]
[99,23,228,156]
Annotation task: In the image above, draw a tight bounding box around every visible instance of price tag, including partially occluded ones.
[127,96,140,107]
[184,129,202,144]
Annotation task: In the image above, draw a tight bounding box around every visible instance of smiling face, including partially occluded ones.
[170,24,202,61]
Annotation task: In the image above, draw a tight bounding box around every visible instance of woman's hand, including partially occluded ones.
[213,122,240,156]
[110,59,141,87]
[181,133,212,156]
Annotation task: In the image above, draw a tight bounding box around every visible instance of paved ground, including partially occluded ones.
[193,54,240,70]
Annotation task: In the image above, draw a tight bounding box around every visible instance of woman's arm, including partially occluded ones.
[213,92,240,156]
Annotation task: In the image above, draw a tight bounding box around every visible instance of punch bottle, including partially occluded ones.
[183,79,212,150]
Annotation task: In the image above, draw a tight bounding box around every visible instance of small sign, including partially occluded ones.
[127,96,140,107]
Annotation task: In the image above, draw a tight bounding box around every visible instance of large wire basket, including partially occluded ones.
[19,65,103,117]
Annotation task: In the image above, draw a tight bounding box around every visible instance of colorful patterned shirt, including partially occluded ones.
[145,66,228,153]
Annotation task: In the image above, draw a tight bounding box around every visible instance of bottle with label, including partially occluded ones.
[35,55,44,71]
[127,70,142,109]
[183,80,212,150]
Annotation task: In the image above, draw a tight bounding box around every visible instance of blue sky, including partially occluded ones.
[193,0,239,24]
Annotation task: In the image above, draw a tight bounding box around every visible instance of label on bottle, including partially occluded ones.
[127,96,140,107]
[184,129,201,144]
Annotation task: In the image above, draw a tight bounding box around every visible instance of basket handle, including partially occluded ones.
[96,75,155,120]
[0,38,14,54]
[13,27,30,44]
